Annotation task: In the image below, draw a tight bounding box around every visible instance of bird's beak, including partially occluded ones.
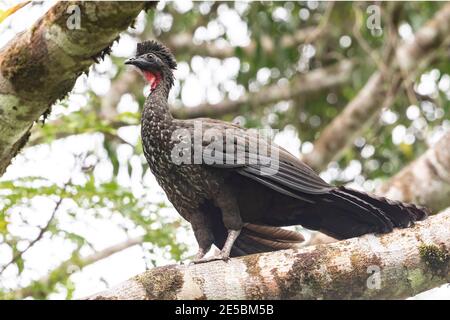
[124,57,152,70]
[124,57,135,65]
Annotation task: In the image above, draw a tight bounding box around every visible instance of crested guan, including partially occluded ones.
[125,40,429,263]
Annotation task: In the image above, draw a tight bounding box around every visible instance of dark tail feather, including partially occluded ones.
[329,187,429,238]
[329,189,394,232]
[231,224,304,257]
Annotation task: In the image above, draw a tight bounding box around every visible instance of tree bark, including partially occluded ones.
[303,3,450,171]
[86,208,450,300]
[0,1,153,176]
[378,131,450,213]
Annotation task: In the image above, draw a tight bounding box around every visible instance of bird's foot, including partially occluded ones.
[190,229,240,264]
[191,252,230,264]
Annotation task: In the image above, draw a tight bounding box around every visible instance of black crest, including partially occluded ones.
[136,40,177,70]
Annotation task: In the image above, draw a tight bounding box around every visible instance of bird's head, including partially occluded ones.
[125,40,177,91]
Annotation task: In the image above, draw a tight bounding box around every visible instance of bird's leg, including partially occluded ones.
[190,213,214,264]
[219,229,241,259]
[193,188,243,264]
[193,229,241,263]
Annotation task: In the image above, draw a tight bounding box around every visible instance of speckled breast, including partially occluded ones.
[142,135,222,219]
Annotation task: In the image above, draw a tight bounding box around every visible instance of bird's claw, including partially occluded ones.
[191,252,230,264]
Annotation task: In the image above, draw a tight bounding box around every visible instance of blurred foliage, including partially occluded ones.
[1,1,449,299]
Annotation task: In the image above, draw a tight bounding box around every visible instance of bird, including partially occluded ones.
[125,40,429,263]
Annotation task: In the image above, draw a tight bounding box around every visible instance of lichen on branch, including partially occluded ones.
[0,1,154,176]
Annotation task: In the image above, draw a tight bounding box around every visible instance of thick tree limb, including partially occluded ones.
[303,3,450,171]
[0,1,152,176]
[378,130,450,213]
[87,209,450,300]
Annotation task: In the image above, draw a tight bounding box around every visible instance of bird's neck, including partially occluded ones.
[142,76,174,125]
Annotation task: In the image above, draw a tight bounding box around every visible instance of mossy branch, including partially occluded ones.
[0,1,154,176]
[86,209,450,300]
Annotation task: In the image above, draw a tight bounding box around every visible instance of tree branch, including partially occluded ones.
[167,27,325,60]
[378,130,450,213]
[86,209,450,300]
[303,3,450,171]
[10,236,144,299]
[0,197,63,275]
[0,1,152,177]
[172,59,354,119]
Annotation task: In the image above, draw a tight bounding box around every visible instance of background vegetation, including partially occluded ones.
[0,1,449,299]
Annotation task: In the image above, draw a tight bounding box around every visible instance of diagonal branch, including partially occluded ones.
[303,3,450,171]
[86,208,450,300]
[9,236,143,299]
[378,130,450,213]
[0,1,153,177]
[0,197,63,275]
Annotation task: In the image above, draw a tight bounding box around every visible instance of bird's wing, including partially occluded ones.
[178,120,332,199]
